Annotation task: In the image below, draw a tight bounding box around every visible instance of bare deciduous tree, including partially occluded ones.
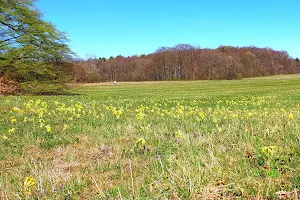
[71,45,297,82]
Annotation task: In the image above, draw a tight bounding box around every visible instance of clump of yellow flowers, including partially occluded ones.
[8,128,16,133]
[136,137,146,148]
[261,145,277,156]
[175,130,183,139]
[45,124,52,133]
[24,176,36,195]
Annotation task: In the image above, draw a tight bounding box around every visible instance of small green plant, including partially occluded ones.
[249,144,293,178]
[260,146,280,177]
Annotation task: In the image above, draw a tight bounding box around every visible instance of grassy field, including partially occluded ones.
[1,75,300,199]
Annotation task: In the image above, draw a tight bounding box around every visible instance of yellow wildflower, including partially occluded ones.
[175,131,183,139]
[24,177,36,194]
[45,125,52,133]
[11,117,17,123]
[8,128,16,133]
[39,123,44,128]
[136,138,146,147]
[12,107,21,112]
[63,124,69,131]
[198,112,205,119]
[261,146,277,155]
[23,117,28,122]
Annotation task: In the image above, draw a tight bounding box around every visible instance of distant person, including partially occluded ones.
[113,81,117,86]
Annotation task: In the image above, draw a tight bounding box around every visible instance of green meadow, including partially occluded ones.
[1,75,300,199]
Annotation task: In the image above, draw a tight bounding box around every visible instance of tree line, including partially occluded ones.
[1,1,299,94]
[73,44,299,82]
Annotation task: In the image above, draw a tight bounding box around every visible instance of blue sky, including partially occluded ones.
[36,0,300,59]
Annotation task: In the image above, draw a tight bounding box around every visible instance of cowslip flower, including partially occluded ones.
[288,113,294,120]
[11,118,17,123]
[63,124,69,131]
[175,131,183,139]
[39,123,44,128]
[8,128,16,133]
[25,103,32,109]
[23,117,28,122]
[136,113,145,120]
[24,177,36,195]
[12,107,21,112]
[261,146,277,156]
[45,125,52,133]
[136,138,146,147]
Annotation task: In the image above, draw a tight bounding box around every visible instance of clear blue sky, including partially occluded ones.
[36,0,300,59]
